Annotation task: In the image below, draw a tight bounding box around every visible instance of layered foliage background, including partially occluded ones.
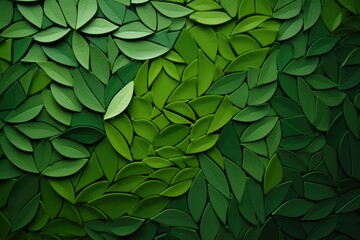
[0,0,360,239]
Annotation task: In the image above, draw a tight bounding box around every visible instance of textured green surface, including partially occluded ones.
[0,0,360,239]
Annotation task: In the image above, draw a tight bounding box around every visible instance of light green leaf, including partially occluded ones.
[1,21,38,38]
[152,2,193,18]
[115,39,170,60]
[104,81,134,120]
[113,21,153,39]
[80,18,118,35]
[17,3,43,28]
[38,62,73,87]
[34,27,70,43]
[44,0,67,27]
[72,31,90,69]
[77,0,98,29]
[189,11,231,25]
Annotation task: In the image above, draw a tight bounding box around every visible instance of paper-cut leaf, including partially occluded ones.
[34,27,71,43]
[115,39,170,60]
[8,174,40,231]
[241,117,278,143]
[98,0,126,25]
[52,138,90,159]
[38,62,73,87]
[17,3,43,28]
[152,2,193,18]
[42,159,88,177]
[263,154,283,194]
[5,94,43,123]
[44,0,67,27]
[1,21,38,38]
[113,21,153,39]
[0,0,13,30]
[81,18,118,35]
[190,11,231,25]
[77,0,98,29]
[104,81,134,120]
[152,209,197,229]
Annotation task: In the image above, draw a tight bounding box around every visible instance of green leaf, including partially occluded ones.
[135,3,156,30]
[152,209,197,229]
[199,154,230,198]
[16,122,61,139]
[321,0,343,32]
[42,159,88,177]
[72,31,90,69]
[115,39,170,60]
[89,193,139,220]
[233,105,270,122]
[265,181,292,215]
[52,138,90,159]
[303,0,321,30]
[189,11,231,25]
[225,159,246,203]
[131,196,170,218]
[48,178,76,203]
[81,18,118,35]
[273,0,301,19]
[98,0,126,25]
[284,57,319,76]
[186,134,218,154]
[44,0,67,27]
[0,0,13,30]
[38,62,73,87]
[8,174,40,231]
[76,0,98,29]
[277,15,303,41]
[113,21,153,39]
[1,20,38,38]
[90,44,110,84]
[208,184,228,224]
[159,180,192,197]
[58,0,77,28]
[17,3,43,28]
[43,43,78,68]
[104,81,134,120]
[263,154,283,194]
[298,78,316,123]
[241,117,278,143]
[152,2,193,18]
[111,216,144,236]
[42,89,72,126]
[242,149,264,182]
[4,125,33,152]
[188,171,207,222]
[50,83,82,112]
[307,37,340,57]
[225,48,269,73]
[274,199,314,217]
[0,138,38,173]
[5,94,43,123]
[72,69,105,113]
[104,122,132,161]
[207,72,246,94]
[34,27,70,43]
[232,15,270,34]
[302,198,337,221]
[200,203,221,240]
